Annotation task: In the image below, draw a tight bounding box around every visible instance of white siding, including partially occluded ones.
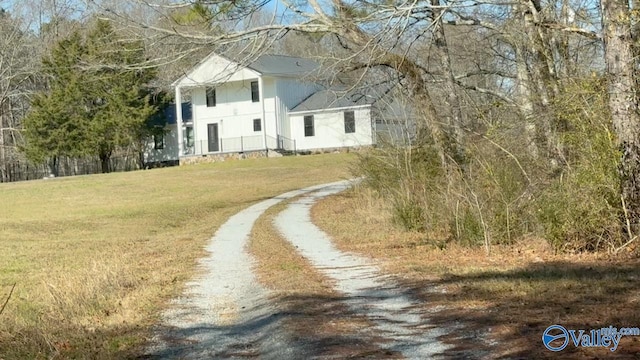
[188,76,321,153]
[144,124,179,163]
[289,107,374,151]
[190,78,278,153]
[263,77,278,142]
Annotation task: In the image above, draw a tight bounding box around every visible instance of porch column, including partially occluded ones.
[175,86,184,157]
[259,76,267,150]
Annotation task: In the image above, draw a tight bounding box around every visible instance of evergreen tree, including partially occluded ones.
[22,32,89,175]
[23,20,157,174]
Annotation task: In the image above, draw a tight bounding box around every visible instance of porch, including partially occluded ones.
[182,135,298,157]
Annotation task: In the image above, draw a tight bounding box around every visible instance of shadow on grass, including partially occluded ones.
[405,260,640,359]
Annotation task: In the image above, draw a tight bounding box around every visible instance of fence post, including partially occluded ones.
[241,136,244,152]
[294,139,297,155]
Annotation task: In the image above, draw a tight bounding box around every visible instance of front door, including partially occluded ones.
[207,123,219,152]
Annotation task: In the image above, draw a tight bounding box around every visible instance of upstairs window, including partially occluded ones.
[253,118,262,132]
[344,111,355,133]
[251,81,259,102]
[206,87,216,107]
[304,115,315,137]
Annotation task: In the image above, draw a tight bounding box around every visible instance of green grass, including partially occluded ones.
[0,153,354,359]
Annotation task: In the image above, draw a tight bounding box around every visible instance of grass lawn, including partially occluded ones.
[312,186,640,359]
[0,153,354,359]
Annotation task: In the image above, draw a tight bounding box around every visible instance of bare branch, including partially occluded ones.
[454,69,515,80]
[454,78,516,105]
[539,22,601,40]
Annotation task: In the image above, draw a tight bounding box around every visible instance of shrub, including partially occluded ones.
[535,78,623,251]
[356,77,624,253]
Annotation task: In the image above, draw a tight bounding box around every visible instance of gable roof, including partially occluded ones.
[173,53,319,87]
[247,55,319,76]
[291,83,393,112]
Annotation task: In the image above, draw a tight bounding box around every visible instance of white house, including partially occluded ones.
[148,53,412,165]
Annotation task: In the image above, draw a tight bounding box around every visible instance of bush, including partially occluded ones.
[356,77,624,254]
[355,143,449,234]
[535,78,623,252]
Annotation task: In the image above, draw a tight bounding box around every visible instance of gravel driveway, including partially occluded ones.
[147,180,449,359]
[274,182,450,359]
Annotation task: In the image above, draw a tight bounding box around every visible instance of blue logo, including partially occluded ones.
[542,324,638,352]
[542,325,569,351]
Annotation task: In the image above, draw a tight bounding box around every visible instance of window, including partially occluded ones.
[153,133,164,150]
[208,123,219,152]
[251,81,259,102]
[185,126,194,147]
[206,87,216,107]
[253,118,262,132]
[344,111,355,133]
[304,115,315,137]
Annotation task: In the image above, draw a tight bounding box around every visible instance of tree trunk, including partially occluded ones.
[601,0,640,233]
[49,156,59,177]
[514,43,539,158]
[432,0,466,165]
[138,148,147,170]
[99,152,111,173]
[519,0,566,165]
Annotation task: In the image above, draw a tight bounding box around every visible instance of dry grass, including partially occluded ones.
[249,202,401,358]
[312,186,640,359]
[0,153,353,359]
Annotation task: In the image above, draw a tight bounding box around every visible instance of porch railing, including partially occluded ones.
[184,135,262,155]
[277,135,297,152]
[183,134,296,156]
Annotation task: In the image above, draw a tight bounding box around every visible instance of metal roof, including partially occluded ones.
[246,54,319,76]
[291,84,393,112]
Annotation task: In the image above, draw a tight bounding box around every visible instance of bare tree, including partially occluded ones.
[0,8,40,182]
[600,0,640,233]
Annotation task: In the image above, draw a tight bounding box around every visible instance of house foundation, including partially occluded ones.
[179,150,268,165]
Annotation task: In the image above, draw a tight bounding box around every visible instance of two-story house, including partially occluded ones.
[146,53,409,165]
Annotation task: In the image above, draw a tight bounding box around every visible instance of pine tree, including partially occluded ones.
[22,32,89,175]
[23,20,158,174]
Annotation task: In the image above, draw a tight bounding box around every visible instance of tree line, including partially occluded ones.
[0,3,191,180]
[4,0,640,252]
